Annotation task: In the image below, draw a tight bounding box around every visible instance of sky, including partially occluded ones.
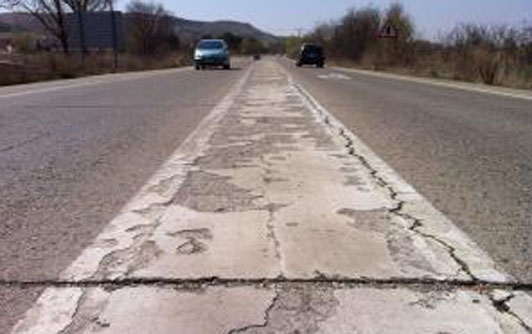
[117,0,532,39]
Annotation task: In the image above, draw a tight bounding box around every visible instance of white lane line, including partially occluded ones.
[318,73,351,81]
[0,67,193,99]
[331,66,532,101]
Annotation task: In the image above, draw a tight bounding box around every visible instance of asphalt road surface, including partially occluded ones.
[0,60,250,330]
[279,57,532,283]
[1,57,532,333]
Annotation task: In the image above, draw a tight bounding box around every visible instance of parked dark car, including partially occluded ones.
[297,44,325,68]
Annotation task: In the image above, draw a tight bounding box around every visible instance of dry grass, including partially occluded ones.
[0,52,191,86]
[328,52,532,91]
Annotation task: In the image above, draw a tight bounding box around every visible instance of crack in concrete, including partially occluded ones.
[338,208,436,274]
[57,291,87,334]
[227,284,339,334]
[227,289,281,334]
[56,289,110,334]
[89,219,163,280]
[294,82,480,282]
[489,293,532,333]
[260,156,284,268]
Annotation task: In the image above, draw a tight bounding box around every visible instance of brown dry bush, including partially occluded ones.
[0,52,190,86]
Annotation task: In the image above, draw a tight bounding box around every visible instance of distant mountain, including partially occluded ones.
[0,12,279,43]
[0,20,11,32]
[171,17,278,43]
[0,13,47,33]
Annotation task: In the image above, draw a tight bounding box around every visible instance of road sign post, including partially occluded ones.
[379,21,399,40]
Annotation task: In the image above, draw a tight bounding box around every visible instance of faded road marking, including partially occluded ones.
[318,73,351,81]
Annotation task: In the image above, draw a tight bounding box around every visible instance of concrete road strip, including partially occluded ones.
[9,60,532,333]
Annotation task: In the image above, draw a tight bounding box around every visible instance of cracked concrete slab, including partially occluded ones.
[9,60,532,333]
[12,286,276,334]
[319,287,530,334]
[10,285,531,334]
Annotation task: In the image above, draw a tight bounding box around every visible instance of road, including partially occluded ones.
[279,58,532,283]
[1,58,532,333]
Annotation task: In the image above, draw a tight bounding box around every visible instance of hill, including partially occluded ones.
[172,17,278,43]
[0,21,11,32]
[0,13,47,33]
[0,12,279,43]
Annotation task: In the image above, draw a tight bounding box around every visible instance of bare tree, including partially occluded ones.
[62,0,107,11]
[382,3,415,65]
[307,6,381,61]
[1,0,70,53]
[126,0,175,55]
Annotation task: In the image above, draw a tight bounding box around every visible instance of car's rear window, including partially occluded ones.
[303,45,323,54]
[198,40,225,49]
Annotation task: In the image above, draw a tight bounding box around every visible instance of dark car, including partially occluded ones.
[297,44,325,68]
[194,39,231,70]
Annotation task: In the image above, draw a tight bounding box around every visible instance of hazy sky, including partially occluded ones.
[118,0,532,39]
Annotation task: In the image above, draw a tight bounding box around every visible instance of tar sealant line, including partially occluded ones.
[3,277,532,290]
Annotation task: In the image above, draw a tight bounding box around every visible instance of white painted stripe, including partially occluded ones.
[331,66,532,101]
[318,73,351,81]
[0,67,192,99]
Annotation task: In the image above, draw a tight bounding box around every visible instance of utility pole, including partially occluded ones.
[109,0,119,71]
[76,0,87,62]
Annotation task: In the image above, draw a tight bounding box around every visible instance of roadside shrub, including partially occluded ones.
[472,48,502,85]
[0,51,190,86]
[12,33,38,54]
[304,4,532,89]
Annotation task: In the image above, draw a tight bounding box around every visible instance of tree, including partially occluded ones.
[1,0,70,53]
[218,32,242,51]
[382,3,415,65]
[240,37,265,55]
[340,7,381,60]
[63,0,108,11]
[284,36,303,58]
[126,0,177,55]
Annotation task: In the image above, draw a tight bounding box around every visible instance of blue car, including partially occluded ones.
[194,39,231,70]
